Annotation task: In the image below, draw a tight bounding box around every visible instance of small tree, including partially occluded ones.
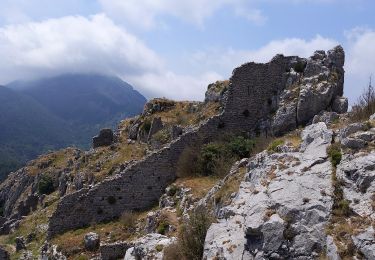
[38,174,55,195]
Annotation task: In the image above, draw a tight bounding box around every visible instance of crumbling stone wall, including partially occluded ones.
[48,116,224,237]
[48,46,346,237]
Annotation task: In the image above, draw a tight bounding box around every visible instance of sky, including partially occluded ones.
[0,0,374,102]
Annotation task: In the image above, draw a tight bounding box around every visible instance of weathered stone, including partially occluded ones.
[16,236,26,251]
[128,122,140,140]
[326,236,341,260]
[205,80,229,103]
[332,96,348,114]
[100,242,131,260]
[93,129,114,148]
[370,113,375,120]
[84,232,100,251]
[312,111,339,125]
[40,242,67,260]
[0,246,10,260]
[204,123,334,259]
[48,46,347,237]
[341,137,367,149]
[171,125,183,139]
[148,117,163,141]
[142,98,176,116]
[352,227,375,259]
[124,234,175,260]
[339,123,366,140]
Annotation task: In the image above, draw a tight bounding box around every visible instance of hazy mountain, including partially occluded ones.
[0,86,73,180]
[0,74,146,180]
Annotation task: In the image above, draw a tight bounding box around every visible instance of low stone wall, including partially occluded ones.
[100,242,131,260]
[48,116,224,237]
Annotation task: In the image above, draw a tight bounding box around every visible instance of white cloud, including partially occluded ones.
[345,27,375,102]
[0,14,222,101]
[0,14,163,83]
[185,35,339,78]
[98,0,266,29]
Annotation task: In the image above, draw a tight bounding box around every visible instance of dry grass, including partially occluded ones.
[51,210,150,259]
[175,176,219,199]
[214,167,246,206]
[0,195,59,259]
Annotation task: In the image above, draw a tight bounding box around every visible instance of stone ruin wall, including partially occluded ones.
[47,53,334,237]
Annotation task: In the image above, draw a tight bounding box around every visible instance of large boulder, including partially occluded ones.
[84,232,100,251]
[92,129,114,148]
[332,96,348,114]
[124,233,175,260]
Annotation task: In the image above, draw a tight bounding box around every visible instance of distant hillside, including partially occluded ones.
[0,74,146,180]
[0,86,73,180]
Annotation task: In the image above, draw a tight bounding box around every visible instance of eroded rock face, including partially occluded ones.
[0,246,10,260]
[92,128,114,148]
[272,46,346,135]
[204,123,334,259]
[205,80,229,104]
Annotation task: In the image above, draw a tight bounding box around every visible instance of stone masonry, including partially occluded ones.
[48,46,346,237]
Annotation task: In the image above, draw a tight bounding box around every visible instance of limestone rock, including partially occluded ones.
[40,242,67,260]
[312,111,339,125]
[84,232,100,251]
[124,234,175,260]
[142,98,176,116]
[148,117,163,141]
[128,122,140,140]
[352,227,375,259]
[370,113,375,120]
[332,96,348,114]
[92,129,114,148]
[341,137,367,149]
[204,123,334,259]
[337,153,375,217]
[205,80,229,103]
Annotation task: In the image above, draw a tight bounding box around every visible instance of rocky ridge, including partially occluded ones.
[0,46,372,259]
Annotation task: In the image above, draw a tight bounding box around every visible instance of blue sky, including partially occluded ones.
[0,0,374,102]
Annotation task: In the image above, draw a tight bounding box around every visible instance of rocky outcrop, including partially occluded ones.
[272,46,347,135]
[92,128,114,148]
[205,80,229,104]
[124,233,175,260]
[204,123,335,259]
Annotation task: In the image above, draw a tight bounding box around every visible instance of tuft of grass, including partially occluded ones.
[267,139,284,153]
[327,143,342,168]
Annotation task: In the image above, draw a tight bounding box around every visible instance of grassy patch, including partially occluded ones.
[267,139,284,153]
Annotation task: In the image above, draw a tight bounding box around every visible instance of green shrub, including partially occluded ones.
[198,143,225,176]
[294,61,306,73]
[327,143,342,167]
[267,139,284,153]
[228,136,255,158]
[140,119,152,133]
[157,221,169,235]
[38,174,55,195]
